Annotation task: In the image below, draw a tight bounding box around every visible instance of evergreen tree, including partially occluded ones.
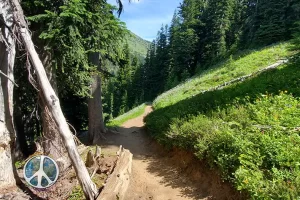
[20,0,126,145]
[178,0,201,74]
[167,10,182,86]
[202,0,235,62]
[254,0,287,45]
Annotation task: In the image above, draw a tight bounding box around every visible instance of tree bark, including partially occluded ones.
[88,52,106,144]
[39,49,69,171]
[9,0,98,198]
[0,0,18,188]
[39,95,70,170]
[97,148,133,200]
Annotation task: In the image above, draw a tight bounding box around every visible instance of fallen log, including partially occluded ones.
[204,59,288,93]
[97,147,133,200]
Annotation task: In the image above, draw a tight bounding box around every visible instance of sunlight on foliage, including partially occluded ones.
[107,103,147,127]
[145,43,300,199]
[153,43,293,109]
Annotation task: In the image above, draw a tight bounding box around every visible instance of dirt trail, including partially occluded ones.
[98,106,243,200]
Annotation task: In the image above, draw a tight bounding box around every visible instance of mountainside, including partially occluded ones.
[144,42,300,199]
[126,31,150,62]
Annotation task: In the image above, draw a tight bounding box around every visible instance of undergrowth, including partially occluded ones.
[68,174,106,200]
[145,42,300,199]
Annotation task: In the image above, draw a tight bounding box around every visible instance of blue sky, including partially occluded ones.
[107,0,182,41]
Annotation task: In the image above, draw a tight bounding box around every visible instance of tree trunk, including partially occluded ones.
[39,94,70,170]
[14,112,29,157]
[0,0,18,188]
[9,0,97,198]
[88,52,106,144]
[39,48,70,171]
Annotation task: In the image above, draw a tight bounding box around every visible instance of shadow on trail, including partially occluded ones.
[144,150,245,200]
[97,122,244,200]
[97,126,155,159]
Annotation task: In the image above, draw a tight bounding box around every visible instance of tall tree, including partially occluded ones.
[166,10,181,88]
[178,0,201,74]
[24,0,126,145]
[254,0,286,45]
[0,0,18,188]
[2,0,99,198]
[203,0,235,62]
[154,25,169,93]
[88,52,107,143]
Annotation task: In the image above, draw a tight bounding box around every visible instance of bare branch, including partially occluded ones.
[0,70,18,87]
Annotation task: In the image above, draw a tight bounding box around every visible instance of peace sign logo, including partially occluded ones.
[23,155,59,189]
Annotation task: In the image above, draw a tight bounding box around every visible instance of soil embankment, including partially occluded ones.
[98,106,244,200]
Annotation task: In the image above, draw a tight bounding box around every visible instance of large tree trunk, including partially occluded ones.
[88,52,106,144]
[39,48,70,170]
[0,0,18,188]
[9,0,98,198]
[39,95,71,170]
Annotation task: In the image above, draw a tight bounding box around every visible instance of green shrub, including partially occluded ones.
[161,93,300,199]
[145,43,300,198]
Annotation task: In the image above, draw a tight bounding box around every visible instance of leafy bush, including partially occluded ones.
[154,92,300,199]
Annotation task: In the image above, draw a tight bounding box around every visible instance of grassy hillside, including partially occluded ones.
[154,43,292,109]
[126,31,150,62]
[107,103,147,127]
[145,42,300,199]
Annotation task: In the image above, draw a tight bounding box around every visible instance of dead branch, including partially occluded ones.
[0,70,18,87]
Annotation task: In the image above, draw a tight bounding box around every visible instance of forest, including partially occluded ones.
[1,0,300,199]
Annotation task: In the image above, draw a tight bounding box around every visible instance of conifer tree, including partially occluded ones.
[254,0,286,45]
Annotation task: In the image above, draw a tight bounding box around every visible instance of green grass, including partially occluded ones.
[154,42,293,109]
[107,103,147,127]
[15,160,26,169]
[145,42,300,199]
[68,174,107,200]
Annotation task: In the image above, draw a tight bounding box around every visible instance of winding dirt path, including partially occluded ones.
[98,106,243,200]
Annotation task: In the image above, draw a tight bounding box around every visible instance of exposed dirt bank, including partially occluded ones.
[98,106,245,200]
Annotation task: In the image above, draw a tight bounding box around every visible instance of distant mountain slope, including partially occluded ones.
[104,31,150,74]
[126,31,150,62]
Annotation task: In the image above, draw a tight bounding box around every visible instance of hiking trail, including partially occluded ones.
[98,106,243,200]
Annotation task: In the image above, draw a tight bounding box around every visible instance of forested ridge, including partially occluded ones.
[1,0,300,199]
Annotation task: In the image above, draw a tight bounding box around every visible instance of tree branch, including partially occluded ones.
[0,70,18,87]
